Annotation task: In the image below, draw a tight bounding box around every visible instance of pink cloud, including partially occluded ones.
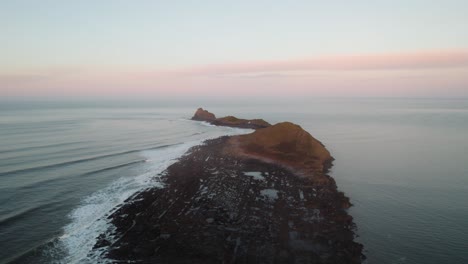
[174,49,468,76]
[1,49,468,97]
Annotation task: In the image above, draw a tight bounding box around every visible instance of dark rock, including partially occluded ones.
[93,114,364,263]
[211,116,271,129]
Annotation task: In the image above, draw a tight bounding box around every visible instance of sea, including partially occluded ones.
[0,97,467,264]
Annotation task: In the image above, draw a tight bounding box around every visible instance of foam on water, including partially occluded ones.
[198,121,217,127]
[55,127,252,263]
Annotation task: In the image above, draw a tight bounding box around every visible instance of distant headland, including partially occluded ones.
[93,109,364,263]
[192,107,271,129]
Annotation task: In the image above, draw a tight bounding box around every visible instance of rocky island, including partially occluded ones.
[93,109,364,263]
[192,108,271,129]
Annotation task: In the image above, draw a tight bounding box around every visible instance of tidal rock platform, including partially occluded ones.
[93,111,364,263]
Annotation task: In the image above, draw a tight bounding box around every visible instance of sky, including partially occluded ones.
[1,0,468,98]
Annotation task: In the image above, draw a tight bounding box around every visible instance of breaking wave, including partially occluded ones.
[54,127,252,263]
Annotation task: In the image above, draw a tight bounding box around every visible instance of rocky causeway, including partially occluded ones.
[192,108,271,129]
[93,109,364,263]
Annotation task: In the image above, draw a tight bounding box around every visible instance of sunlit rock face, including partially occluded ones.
[226,122,333,179]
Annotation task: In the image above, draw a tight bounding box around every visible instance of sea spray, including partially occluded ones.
[56,127,252,263]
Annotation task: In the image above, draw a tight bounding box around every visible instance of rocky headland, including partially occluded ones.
[192,108,271,129]
[93,109,364,263]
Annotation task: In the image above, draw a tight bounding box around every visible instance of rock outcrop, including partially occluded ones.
[191,108,271,129]
[226,122,333,179]
[93,112,364,263]
[192,108,216,121]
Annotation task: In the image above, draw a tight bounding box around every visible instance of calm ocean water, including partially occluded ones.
[1,98,467,263]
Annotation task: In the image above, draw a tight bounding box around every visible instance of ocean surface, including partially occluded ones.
[0,98,467,264]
